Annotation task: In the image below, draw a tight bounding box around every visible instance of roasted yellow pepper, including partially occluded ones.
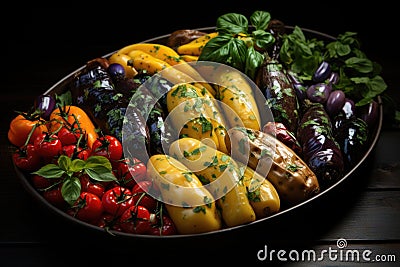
[169,137,256,227]
[147,154,222,234]
[118,43,182,66]
[210,66,261,130]
[177,32,218,56]
[127,50,170,74]
[242,165,280,219]
[166,82,229,154]
[118,43,214,93]
[180,55,199,62]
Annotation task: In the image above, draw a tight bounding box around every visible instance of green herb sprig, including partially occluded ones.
[279,26,387,106]
[198,10,275,80]
[32,155,117,205]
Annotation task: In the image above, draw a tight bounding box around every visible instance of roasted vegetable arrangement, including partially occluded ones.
[8,10,385,236]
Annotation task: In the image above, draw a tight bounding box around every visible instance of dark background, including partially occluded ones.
[2,3,399,266]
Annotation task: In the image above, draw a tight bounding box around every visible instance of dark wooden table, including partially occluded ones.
[1,5,399,266]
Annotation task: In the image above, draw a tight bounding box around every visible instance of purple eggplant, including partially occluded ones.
[255,56,300,134]
[71,62,134,141]
[306,82,332,104]
[357,99,379,128]
[333,112,369,170]
[312,61,332,83]
[107,63,126,82]
[325,90,346,116]
[35,94,56,120]
[287,71,307,102]
[328,71,339,85]
[129,86,174,156]
[71,60,172,159]
[141,74,174,115]
[341,98,356,119]
[122,106,151,163]
[297,100,344,188]
[266,19,286,59]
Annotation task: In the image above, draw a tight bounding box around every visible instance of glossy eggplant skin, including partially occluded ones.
[71,63,131,141]
[70,62,155,163]
[297,100,344,189]
[122,106,151,163]
[333,112,369,171]
[141,75,174,115]
[35,94,56,120]
[129,86,174,156]
[255,57,300,135]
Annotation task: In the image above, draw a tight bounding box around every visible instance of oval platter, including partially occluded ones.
[12,25,383,239]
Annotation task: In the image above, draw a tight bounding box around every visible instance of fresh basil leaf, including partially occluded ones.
[216,13,248,34]
[252,30,275,50]
[32,164,65,179]
[55,90,72,107]
[280,26,324,79]
[245,46,264,80]
[337,31,359,46]
[351,48,368,59]
[226,38,248,71]
[326,41,351,57]
[279,40,293,65]
[290,49,322,78]
[250,10,271,30]
[84,167,117,182]
[57,155,71,172]
[356,75,387,106]
[289,26,307,43]
[199,35,247,71]
[61,176,81,206]
[84,155,112,170]
[69,159,86,173]
[351,76,370,85]
[345,57,373,73]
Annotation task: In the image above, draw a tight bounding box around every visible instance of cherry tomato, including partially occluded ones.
[31,174,59,190]
[91,135,123,161]
[43,184,68,209]
[12,144,42,171]
[132,181,158,212]
[80,174,106,198]
[148,214,177,236]
[101,186,134,217]
[61,145,91,160]
[96,212,122,231]
[67,192,104,223]
[61,144,77,158]
[57,127,80,146]
[114,158,147,188]
[76,147,91,160]
[119,205,152,234]
[34,132,62,159]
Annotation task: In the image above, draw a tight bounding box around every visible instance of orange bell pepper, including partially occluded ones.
[49,105,99,148]
[8,112,48,148]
